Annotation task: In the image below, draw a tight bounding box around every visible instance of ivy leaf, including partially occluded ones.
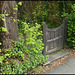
[13,8,18,10]
[5,14,9,16]
[13,19,16,22]
[18,2,22,6]
[2,27,7,32]
[10,17,13,19]
[72,40,75,43]
[0,49,1,52]
[1,14,5,17]
[0,56,4,63]
[13,12,16,15]
[15,5,18,7]
[5,54,10,57]
[0,42,2,45]
[2,18,5,21]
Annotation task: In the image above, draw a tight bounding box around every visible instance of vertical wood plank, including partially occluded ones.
[53,31,55,48]
[51,31,54,49]
[57,30,59,49]
[49,32,51,50]
[61,27,63,48]
[54,30,58,48]
[47,42,50,51]
[47,31,50,40]
[51,31,54,39]
[59,28,63,49]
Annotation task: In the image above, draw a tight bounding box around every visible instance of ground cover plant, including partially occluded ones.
[0,22,47,74]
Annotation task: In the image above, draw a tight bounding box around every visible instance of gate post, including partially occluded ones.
[42,22,47,55]
[63,17,68,48]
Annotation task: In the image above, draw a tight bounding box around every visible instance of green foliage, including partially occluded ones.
[0,14,5,21]
[22,22,44,53]
[0,14,8,33]
[1,27,7,32]
[33,66,42,73]
[0,56,4,63]
[0,37,46,74]
[0,43,2,45]
[0,14,8,21]
[18,2,22,6]
[32,2,49,25]
[5,14,9,17]
[0,62,16,74]
[0,49,1,52]
[18,1,62,31]
[13,8,18,11]
[57,49,63,53]
[62,4,75,49]
[1,1,73,74]
[58,1,72,18]
[0,27,7,32]
[1,1,74,74]
[0,14,8,64]
[0,22,47,74]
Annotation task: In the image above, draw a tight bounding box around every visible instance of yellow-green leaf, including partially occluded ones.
[18,2,22,6]
[2,27,7,32]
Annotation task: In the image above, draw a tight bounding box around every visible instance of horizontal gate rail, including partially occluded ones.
[47,36,63,42]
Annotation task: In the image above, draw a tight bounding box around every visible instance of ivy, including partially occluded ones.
[0,22,47,74]
[62,4,75,49]
[0,56,4,63]
[13,8,18,11]
[1,27,7,32]
[0,43,2,45]
[0,14,8,64]
[18,2,22,6]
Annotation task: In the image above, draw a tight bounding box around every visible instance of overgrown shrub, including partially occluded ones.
[62,4,75,49]
[18,1,63,32]
[0,22,47,74]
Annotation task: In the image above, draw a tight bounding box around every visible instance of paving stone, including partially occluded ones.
[43,50,71,66]
[43,57,75,74]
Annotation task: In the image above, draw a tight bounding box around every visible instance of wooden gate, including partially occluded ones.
[42,18,68,55]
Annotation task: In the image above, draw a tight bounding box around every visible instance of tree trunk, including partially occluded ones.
[0,1,19,49]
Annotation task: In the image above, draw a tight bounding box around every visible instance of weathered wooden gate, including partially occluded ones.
[42,18,68,55]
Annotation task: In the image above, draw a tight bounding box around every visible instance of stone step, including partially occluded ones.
[43,50,71,66]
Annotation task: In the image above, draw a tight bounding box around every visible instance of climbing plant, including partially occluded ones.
[61,4,75,49]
